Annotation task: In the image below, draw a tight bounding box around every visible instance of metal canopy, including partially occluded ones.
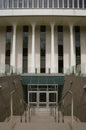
[22,75,64,85]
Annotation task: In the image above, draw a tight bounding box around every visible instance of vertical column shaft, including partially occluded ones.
[50,23,55,73]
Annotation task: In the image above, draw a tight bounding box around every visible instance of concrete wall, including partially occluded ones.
[62,75,86,122]
[0,75,24,122]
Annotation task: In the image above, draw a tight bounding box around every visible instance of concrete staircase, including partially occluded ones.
[0,108,86,130]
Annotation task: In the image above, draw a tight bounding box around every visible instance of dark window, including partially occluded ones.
[59,0,62,8]
[29,93,37,102]
[40,26,46,73]
[24,0,27,8]
[19,0,22,8]
[9,0,12,8]
[64,0,67,8]
[49,93,56,102]
[5,26,12,65]
[85,0,86,8]
[69,0,72,8]
[0,1,2,8]
[4,0,7,8]
[29,0,32,8]
[79,0,82,8]
[39,93,46,102]
[44,0,47,8]
[58,26,63,73]
[14,0,17,8]
[49,0,52,8]
[23,26,28,73]
[75,26,81,65]
[39,0,42,8]
[74,0,78,8]
[34,0,37,8]
[54,0,58,8]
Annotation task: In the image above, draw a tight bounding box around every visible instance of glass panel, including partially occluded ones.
[23,26,28,73]
[74,0,78,8]
[64,0,67,8]
[85,0,86,8]
[5,26,12,65]
[19,0,22,8]
[24,0,27,8]
[34,0,37,8]
[14,0,17,8]
[39,93,46,102]
[0,0,2,8]
[54,0,58,8]
[29,0,32,8]
[4,0,7,8]
[44,0,47,8]
[59,0,62,8]
[40,26,46,73]
[39,0,42,8]
[79,0,82,8]
[69,0,72,8]
[49,93,56,102]
[29,93,37,102]
[49,0,52,8]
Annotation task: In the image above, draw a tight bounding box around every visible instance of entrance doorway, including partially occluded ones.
[28,85,58,107]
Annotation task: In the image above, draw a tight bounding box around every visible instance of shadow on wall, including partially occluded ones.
[62,75,86,122]
[0,75,24,122]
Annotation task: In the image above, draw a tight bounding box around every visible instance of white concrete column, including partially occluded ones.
[31,23,36,73]
[69,24,75,69]
[50,23,55,73]
[82,0,84,8]
[77,0,79,8]
[63,0,64,8]
[72,0,74,8]
[11,24,17,73]
[67,0,69,8]
[37,0,39,8]
[47,0,49,8]
[58,0,59,8]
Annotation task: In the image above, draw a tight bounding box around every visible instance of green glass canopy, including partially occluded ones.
[22,75,64,85]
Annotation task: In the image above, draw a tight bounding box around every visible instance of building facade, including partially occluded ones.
[0,0,86,107]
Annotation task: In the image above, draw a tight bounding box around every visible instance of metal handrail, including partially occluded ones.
[58,89,73,127]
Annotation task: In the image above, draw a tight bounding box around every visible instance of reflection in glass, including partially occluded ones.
[49,0,52,8]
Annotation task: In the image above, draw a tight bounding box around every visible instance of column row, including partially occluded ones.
[10,23,75,74]
[0,0,86,9]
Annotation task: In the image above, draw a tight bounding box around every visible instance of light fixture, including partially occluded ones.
[83,85,86,90]
[0,85,2,89]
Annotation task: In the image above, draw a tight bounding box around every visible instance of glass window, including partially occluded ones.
[39,0,42,8]
[24,0,27,8]
[39,93,46,102]
[75,26,81,65]
[79,0,82,8]
[74,0,78,8]
[54,0,58,8]
[14,0,17,8]
[4,0,7,8]
[19,0,22,8]
[85,0,86,8]
[58,26,63,73]
[0,0,2,8]
[49,0,52,8]
[44,0,47,8]
[69,0,72,8]
[49,93,56,102]
[29,0,32,8]
[23,26,28,73]
[59,0,62,8]
[5,26,12,65]
[29,93,37,102]
[40,26,46,73]
[34,0,37,8]
[9,0,12,8]
[64,0,67,8]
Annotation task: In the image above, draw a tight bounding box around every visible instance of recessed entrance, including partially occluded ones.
[28,85,58,107]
